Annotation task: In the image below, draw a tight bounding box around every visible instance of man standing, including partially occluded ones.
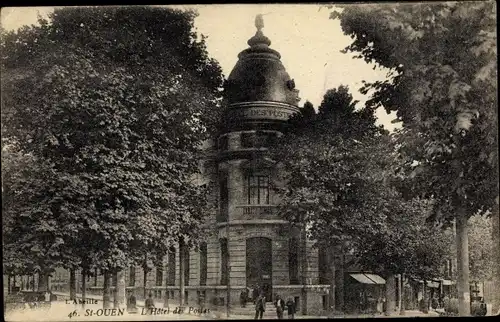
[274,294,285,319]
[286,297,296,319]
[240,289,247,308]
[254,292,265,319]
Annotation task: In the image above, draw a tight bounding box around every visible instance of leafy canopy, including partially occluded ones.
[1,6,223,273]
[330,2,498,223]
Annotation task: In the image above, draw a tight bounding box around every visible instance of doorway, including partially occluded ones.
[246,237,273,302]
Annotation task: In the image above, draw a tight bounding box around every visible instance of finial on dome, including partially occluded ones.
[248,14,271,47]
[255,14,264,31]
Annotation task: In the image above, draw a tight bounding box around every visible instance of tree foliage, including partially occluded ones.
[330,2,498,223]
[1,6,223,274]
[272,86,449,278]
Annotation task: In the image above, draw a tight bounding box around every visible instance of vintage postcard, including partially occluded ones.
[2,3,498,321]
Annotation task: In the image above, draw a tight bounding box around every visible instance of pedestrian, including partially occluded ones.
[127,292,137,313]
[252,285,260,303]
[274,294,285,319]
[254,292,265,319]
[286,297,296,319]
[240,289,247,308]
[145,293,155,310]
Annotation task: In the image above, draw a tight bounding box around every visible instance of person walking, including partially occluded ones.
[285,297,296,319]
[274,294,285,319]
[254,292,266,319]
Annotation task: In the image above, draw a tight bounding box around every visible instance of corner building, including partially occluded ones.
[185,18,330,315]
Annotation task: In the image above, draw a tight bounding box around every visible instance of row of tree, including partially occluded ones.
[2,6,224,308]
[271,2,497,316]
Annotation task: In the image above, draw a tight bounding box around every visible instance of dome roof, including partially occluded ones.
[225,15,300,106]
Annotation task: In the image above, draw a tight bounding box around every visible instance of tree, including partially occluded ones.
[273,86,455,315]
[1,6,223,306]
[273,86,389,314]
[330,2,498,315]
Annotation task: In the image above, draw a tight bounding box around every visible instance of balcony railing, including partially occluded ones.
[237,204,277,216]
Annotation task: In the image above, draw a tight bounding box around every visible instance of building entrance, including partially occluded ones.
[246,237,273,302]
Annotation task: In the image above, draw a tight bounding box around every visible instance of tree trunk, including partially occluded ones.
[385,274,396,316]
[81,269,87,309]
[399,274,405,316]
[422,280,428,313]
[328,249,336,314]
[143,266,148,300]
[456,213,471,316]
[8,274,11,294]
[103,271,112,309]
[164,260,169,307]
[112,273,118,308]
[301,226,307,315]
[114,270,126,309]
[179,242,186,306]
[492,198,500,314]
[69,269,76,300]
[336,253,345,313]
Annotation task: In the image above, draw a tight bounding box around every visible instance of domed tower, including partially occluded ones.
[214,15,305,307]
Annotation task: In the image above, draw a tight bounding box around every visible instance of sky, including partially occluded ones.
[0,5,400,131]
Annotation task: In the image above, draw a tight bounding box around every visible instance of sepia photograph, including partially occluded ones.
[1,2,498,321]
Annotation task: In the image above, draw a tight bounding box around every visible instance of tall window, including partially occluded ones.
[167,249,176,286]
[184,248,190,286]
[289,238,299,284]
[200,243,208,286]
[218,177,228,222]
[220,238,228,285]
[318,245,330,284]
[247,175,269,204]
[129,266,135,286]
[156,265,163,286]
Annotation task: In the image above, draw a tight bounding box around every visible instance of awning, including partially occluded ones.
[364,273,386,285]
[442,280,453,286]
[350,273,376,284]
